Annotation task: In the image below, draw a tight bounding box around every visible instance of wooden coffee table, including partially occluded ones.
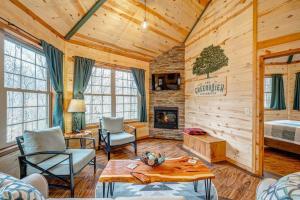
[99,156,215,199]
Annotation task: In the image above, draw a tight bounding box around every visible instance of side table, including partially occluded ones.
[64,131,95,149]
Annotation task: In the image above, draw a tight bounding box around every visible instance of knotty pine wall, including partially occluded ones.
[264,64,300,121]
[184,0,254,170]
[0,1,150,177]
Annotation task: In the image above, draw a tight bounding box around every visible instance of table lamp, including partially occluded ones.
[68,99,86,133]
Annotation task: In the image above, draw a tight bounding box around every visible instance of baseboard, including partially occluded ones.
[226,157,253,174]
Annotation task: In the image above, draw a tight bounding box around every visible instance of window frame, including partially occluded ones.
[264,76,272,109]
[0,33,51,149]
[84,65,140,126]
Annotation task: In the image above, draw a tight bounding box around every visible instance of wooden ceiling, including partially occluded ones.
[10,0,208,62]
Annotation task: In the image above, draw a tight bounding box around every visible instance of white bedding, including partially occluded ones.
[264,120,300,145]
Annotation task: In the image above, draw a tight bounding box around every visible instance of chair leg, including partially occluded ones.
[70,173,75,197]
[134,141,137,155]
[93,157,97,174]
[107,151,111,161]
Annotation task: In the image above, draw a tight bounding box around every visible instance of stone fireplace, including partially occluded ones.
[149,45,185,140]
[154,107,178,129]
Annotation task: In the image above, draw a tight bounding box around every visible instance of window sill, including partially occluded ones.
[85,119,141,129]
[0,145,19,157]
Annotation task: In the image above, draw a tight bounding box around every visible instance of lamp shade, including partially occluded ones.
[67,99,86,113]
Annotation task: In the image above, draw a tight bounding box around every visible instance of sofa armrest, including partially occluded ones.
[256,178,277,199]
[21,173,49,198]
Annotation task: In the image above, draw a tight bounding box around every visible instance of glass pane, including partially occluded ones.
[24,121,37,131]
[4,56,21,74]
[4,40,16,56]
[7,91,23,107]
[86,105,92,114]
[103,105,111,113]
[85,95,92,104]
[24,107,37,122]
[22,47,35,63]
[103,96,111,104]
[24,93,37,107]
[22,61,36,77]
[22,77,35,90]
[36,54,43,66]
[36,66,47,80]
[38,119,47,129]
[116,104,123,113]
[7,124,23,143]
[94,105,102,114]
[36,80,47,91]
[93,96,102,104]
[7,108,23,125]
[38,107,47,119]
[38,93,47,106]
[5,73,20,88]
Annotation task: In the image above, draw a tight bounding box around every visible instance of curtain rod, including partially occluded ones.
[0,16,41,44]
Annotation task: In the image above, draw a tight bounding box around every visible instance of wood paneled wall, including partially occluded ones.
[184,0,254,171]
[264,64,300,121]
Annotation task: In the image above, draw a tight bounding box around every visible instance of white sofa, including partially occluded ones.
[22,173,185,200]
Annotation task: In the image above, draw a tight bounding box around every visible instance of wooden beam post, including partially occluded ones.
[65,0,107,40]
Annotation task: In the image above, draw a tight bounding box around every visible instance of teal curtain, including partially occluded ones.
[270,74,286,110]
[41,40,64,130]
[131,68,147,122]
[72,56,95,131]
[293,72,300,110]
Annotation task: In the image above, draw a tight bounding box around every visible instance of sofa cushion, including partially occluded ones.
[106,132,135,146]
[23,127,66,164]
[102,117,124,134]
[116,197,185,200]
[257,172,300,200]
[0,175,45,200]
[27,149,95,176]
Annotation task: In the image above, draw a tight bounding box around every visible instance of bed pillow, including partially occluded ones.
[257,172,300,200]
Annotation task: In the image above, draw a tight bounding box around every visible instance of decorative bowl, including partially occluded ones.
[140,151,165,167]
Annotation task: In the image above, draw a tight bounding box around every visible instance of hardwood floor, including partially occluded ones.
[49,139,261,200]
[264,147,300,177]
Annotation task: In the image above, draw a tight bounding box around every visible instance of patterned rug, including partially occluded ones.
[96,181,218,200]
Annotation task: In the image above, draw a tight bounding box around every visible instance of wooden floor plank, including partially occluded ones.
[48,139,261,199]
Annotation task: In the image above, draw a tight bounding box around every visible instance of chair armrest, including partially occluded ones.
[124,124,136,134]
[65,137,96,149]
[21,174,49,198]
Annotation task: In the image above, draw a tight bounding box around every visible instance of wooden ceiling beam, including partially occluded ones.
[74,33,155,58]
[9,0,64,39]
[68,39,152,62]
[183,0,211,43]
[101,4,181,43]
[65,0,107,40]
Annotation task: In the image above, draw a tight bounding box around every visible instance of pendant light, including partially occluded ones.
[141,0,148,29]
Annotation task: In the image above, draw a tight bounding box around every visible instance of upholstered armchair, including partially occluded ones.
[98,117,137,160]
[16,127,96,197]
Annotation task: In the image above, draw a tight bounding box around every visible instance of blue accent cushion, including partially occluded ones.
[0,173,45,200]
[257,172,300,200]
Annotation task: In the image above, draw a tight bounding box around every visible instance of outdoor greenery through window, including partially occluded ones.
[4,38,49,144]
[264,77,272,109]
[84,67,139,124]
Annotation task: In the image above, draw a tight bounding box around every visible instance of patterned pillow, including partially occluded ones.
[0,173,18,189]
[258,172,300,200]
[0,173,45,200]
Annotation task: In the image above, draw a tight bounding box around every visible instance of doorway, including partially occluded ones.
[258,48,300,177]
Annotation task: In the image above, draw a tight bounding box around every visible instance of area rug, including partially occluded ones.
[96,181,218,200]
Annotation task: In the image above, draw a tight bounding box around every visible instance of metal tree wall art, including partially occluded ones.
[192,45,229,78]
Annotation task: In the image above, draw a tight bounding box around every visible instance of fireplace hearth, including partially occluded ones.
[154,107,178,129]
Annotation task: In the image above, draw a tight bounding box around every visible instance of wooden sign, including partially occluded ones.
[194,76,227,96]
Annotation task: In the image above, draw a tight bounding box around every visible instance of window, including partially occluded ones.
[264,77,272,109]
[85,67,112,124]
[84,66,139,124]
[115,70,138,119]
[2,38,50,145]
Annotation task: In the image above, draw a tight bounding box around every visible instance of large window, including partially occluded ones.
[84,66,139,124]
[2,37,49,146]
[264,77,272,109]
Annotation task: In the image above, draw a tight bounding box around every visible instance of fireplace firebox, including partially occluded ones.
[154,107,178,129]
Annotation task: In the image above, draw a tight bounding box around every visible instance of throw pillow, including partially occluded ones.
[0,180,45,200]
[257,172,300,200]
[102,117,124,134]
[23,126,66,164]
[0,173,18,188]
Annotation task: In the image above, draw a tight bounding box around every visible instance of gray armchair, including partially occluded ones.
[98,117,137,160]
[16,127,96,197]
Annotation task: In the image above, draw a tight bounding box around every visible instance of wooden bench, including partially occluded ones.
[183,133,226,163]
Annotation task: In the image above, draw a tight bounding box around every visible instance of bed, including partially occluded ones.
[264,120,300,154]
